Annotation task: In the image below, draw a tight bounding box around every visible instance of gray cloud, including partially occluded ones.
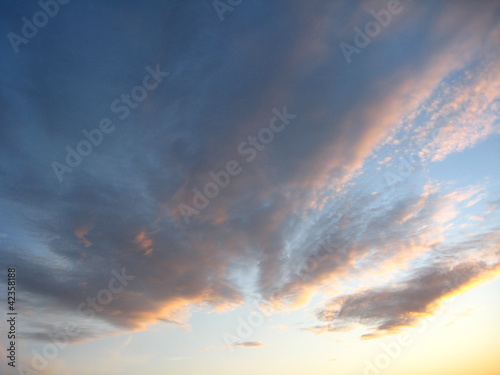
[313,260,498,338]
[232,341,266,347]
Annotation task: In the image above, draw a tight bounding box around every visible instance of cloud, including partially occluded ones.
[261,179,494,308]
[232,341,266,348]
[312,259,500,338]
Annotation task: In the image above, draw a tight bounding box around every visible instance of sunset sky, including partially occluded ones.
[0,0,499,374]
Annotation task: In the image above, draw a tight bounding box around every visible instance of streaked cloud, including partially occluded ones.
[232,341,266,348]
[312,259,500,338]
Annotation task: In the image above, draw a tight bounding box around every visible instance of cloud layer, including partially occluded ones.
[0,0,499,345]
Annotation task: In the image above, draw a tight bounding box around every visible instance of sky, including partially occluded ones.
[0,0,499,374]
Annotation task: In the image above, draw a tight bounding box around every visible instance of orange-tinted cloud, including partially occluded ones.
[312,260,500,338]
